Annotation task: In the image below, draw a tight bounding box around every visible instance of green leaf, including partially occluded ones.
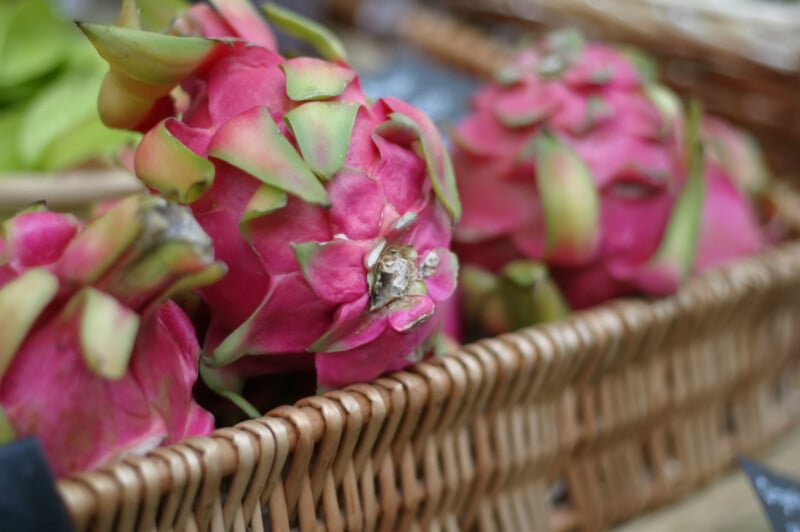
[280,58,356,102]
[240,184,288,226]
[18,73,102,167]
[535,132,600,264]
[459,265,499,323]
[499,260,570,329]
[199,364,261,419]
[13,202,48,215]
[262,3,347,61]
[135,119,215,203]
[309,306,389,353]
[292,241,324,284]
[647,101,705,277]
[284,101,358,179]
[645,84,682,138]
[38,117,140,172]
[153,263,227,316]
[75,288,139,380]
[55,195,144,284]
[0,75,53,107]
[0,110,23,171]
[208,106,329,206]
[77,23,220,86]
[91,196,223,312]
[107,240,210,301]
[209,311,257,366]
[78,22,224,129]
[0,0,72,90]
[0,269,59,380]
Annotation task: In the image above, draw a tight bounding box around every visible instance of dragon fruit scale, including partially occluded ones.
[81,2,461,389]
[452,32,711,313]
[0,195,222,477]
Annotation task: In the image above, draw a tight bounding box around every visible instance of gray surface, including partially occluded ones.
[614,429,800,531]
[359,48,480,128]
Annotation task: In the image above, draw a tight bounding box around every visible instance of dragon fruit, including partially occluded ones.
[452,32,711,313]
[0,195,221,476]
[81,2,460,389]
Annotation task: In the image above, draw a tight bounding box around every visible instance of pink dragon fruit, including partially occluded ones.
[0,195,221,476]
[81,2,460,389]
[454,33,773,319]
[452,32,711,312]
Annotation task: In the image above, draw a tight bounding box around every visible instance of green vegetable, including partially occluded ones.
[0,0,139,173]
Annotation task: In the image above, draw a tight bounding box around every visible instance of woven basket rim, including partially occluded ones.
[0,169,143,211]
[55,234,800,525]
[440,0,800,72]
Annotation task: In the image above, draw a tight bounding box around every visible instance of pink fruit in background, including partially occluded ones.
[452,32,717,311]
[694,117,770,270]
[173,0,278,48]
[81,3,460,389]
[701,116,771,198]
[694,162,766,271]
[0,196,222,476]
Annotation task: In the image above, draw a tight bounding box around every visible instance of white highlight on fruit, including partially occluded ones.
[365,238,387,270]
[420,250,440,278]
[394,212,417,231]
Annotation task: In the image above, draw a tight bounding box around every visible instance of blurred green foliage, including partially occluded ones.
[0,0,139,172]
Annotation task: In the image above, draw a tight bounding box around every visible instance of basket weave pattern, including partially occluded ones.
[56,241,800,531]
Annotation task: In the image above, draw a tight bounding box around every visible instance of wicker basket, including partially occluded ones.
[0,170,143,218]
[430,0,800,180]
[16,5,800,530]
[55,241,800,531]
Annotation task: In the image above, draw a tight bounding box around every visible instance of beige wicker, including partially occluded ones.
[0,170,143,215]
[434,0,800,178]
[56,240,800,531]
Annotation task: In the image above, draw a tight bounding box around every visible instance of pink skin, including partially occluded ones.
[694,163,765,271]
[180,1,278,51]
[0,208,215,477]
[133,41,458,388]
[2,211,80,272]
[0,301,213,477]
[552,183,676,308]
[315,318,436,390]
[556,163,765,308]
[438,291,463,343]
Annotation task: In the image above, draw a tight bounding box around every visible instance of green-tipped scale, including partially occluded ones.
[638,101,705,283]
[535,131,601,264]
